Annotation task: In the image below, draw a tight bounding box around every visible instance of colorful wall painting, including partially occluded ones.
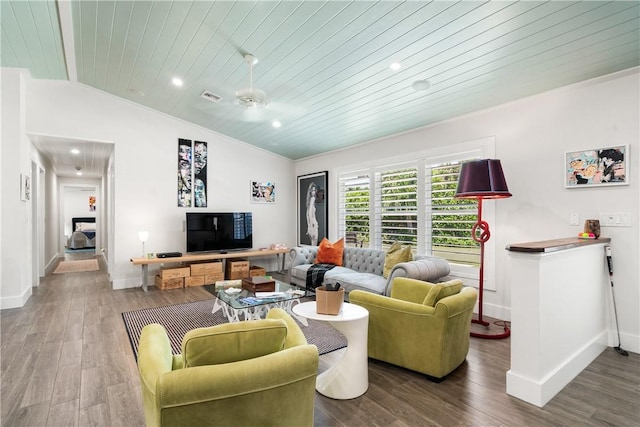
[251,181,276,203]
[565,145,629,188]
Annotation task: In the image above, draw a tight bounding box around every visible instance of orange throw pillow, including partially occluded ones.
[314,238,345,266]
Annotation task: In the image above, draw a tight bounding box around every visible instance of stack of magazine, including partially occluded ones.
[239,292,286,305]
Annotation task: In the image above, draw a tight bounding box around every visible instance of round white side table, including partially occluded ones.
[292,301,369,399]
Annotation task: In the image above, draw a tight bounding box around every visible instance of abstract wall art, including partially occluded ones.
[565,145,629,188]
[177,138,208,207]
[251,181,276,203]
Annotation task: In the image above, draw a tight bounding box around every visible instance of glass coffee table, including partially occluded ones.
[212,279,310,323]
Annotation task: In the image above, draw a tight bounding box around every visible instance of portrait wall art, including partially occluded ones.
[177,138,208,207]
[565,145,629,188]
[297,171,328,246]
[251,181,276,203]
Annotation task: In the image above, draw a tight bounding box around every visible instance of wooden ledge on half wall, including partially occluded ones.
[505,236,611,254]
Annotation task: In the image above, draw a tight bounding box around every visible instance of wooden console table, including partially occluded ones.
[130,248,290,292]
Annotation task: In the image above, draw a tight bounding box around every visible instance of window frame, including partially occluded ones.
[334,137,497,290]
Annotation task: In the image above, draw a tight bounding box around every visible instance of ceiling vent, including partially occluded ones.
[200,90,223,103]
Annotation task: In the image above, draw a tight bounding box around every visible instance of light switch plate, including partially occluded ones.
[599,212,632,227]
[570,212,580,226]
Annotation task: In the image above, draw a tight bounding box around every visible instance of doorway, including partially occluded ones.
[31,160,45,286]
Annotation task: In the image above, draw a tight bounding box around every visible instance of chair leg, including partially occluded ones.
[424,374,446,383]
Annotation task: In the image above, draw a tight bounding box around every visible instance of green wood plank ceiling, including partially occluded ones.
[2,0,639,160]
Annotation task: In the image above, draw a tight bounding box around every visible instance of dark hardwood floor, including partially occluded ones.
[1,253,638,426]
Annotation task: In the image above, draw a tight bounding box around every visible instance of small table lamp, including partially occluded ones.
[138,231,149,258]
[455,159,512,339]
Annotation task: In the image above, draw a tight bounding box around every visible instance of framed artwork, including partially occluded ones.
[177,138,208,207]
[565,145,629,188]
[193,141,208,207]
[251,181,276,203]
[20,173,30,201]
[177,138,192,207]
[297,171,328,246]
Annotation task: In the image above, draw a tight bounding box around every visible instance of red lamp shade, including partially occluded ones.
[455,159,512,200]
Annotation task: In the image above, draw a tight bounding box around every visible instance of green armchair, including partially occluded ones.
[137,308,319,427]
[349,277,477,380]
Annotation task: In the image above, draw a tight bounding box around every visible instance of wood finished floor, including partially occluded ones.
[1,253,639,426]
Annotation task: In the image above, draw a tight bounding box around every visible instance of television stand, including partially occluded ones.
[130,248,290,292]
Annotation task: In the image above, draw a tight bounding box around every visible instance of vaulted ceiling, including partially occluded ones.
[3,0,639,168]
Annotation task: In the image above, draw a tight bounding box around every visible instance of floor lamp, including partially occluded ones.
[455,159,512,339]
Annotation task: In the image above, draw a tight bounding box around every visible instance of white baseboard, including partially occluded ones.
[613,330,640,354]
[477,301,511,322]
[45,252,61,275]
[506,332,607,407]
[0,286,32,310]
[112,278,142,290]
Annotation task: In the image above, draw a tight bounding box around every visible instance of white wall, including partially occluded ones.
[295,69,640,353]
[3,67,638,352]
[62,185,97,236]
[23,78,296,289]
[0,69,33,308]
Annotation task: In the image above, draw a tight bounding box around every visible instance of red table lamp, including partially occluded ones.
[455,159,512,339]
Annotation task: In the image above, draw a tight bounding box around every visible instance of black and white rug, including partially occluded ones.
[122,298,346,360]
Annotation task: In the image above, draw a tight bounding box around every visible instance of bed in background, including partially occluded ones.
[69,217,96,250]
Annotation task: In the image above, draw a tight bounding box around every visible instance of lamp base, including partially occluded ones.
[470,318,511,339]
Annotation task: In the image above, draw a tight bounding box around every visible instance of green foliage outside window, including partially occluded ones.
[342,161,480,266]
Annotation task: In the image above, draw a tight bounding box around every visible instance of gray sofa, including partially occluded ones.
[289,246,451,299]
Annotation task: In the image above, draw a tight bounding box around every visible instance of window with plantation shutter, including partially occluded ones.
[338,171,370,247]
[375,165,418,251]
[337,140,490,269]
[427,162,480,266]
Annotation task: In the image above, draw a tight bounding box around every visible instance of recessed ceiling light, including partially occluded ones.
[71,148,80,154]
[172,77,183,87]
[390,62,402,71]
[412,79,431,91]
[272,120,281,128]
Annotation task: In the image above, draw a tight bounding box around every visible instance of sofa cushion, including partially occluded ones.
[422,280,463,307]
[342,247,386,276]
[181,319,287,368]
[315,238,345,266]
[325,271,388,295]
[383,242,413,278]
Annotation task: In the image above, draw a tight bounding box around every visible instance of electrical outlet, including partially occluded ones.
[599,212,632,227]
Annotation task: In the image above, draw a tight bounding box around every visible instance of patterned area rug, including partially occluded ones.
[53,259,99,274]
[122,298,347,360]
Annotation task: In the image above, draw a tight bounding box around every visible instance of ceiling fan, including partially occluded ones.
[234,54,268,110]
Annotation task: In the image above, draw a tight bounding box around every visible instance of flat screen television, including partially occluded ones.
[186,212,253,253]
